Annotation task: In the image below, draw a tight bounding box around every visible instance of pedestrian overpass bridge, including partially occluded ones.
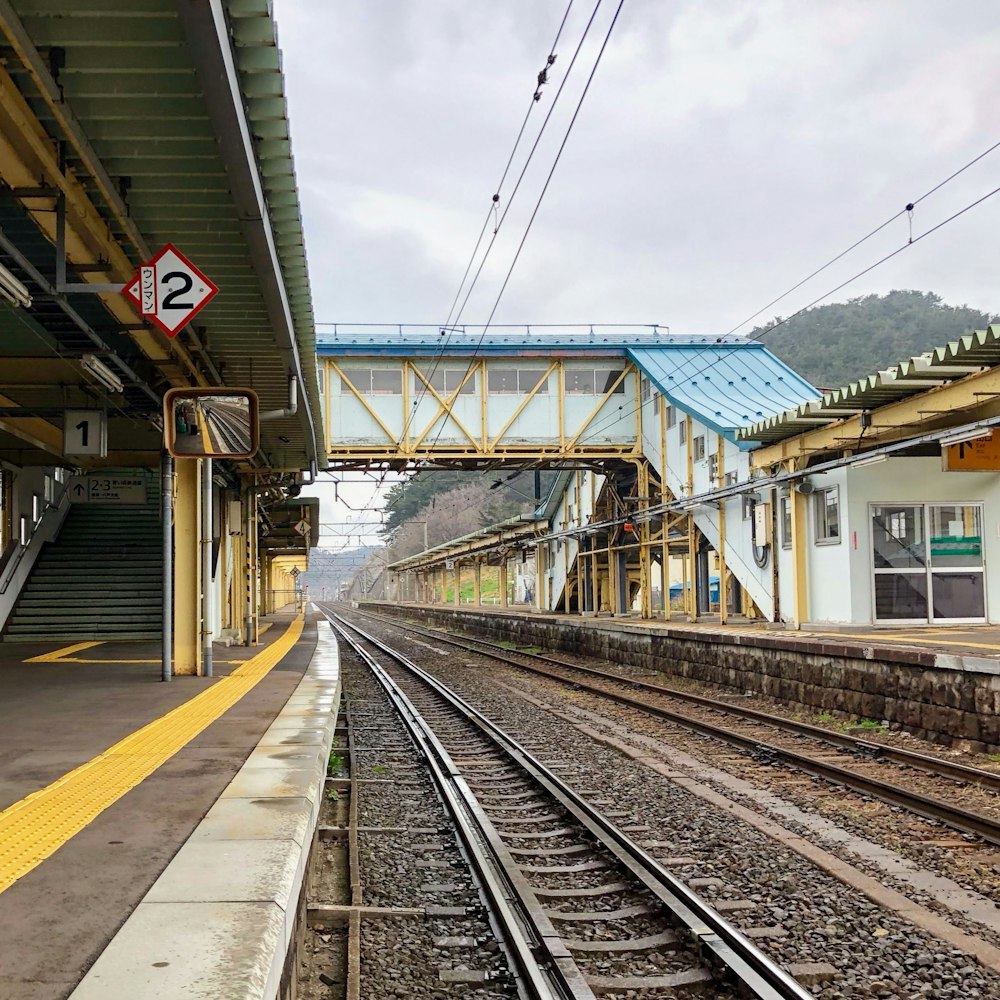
[319,326,818,621]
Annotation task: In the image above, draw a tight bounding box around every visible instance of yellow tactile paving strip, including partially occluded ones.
[0,615,304,895]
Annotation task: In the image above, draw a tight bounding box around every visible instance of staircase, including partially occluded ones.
[3,488,163,642]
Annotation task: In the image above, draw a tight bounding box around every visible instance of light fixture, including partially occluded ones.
[852,453,888,468]
[81,353,124,394]
[0,261,31,308]
[939,426,995,447]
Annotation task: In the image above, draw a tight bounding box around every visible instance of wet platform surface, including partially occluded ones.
[0,609,321,1000]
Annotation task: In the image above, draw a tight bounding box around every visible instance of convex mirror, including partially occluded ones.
[164,387,259,459]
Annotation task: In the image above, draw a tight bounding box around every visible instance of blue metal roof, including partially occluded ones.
[315,325,737,356]
[628,343,818,443]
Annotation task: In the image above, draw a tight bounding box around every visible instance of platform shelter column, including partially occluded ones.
[173,459,202,676]
[498,561,508,607]
[453,562,461,607]
[790,483,809,628]
[472,561,481,607]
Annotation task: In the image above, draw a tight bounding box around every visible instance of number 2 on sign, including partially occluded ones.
[161,271,194,310]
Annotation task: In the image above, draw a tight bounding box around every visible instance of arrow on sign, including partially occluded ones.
[73,484,85,497]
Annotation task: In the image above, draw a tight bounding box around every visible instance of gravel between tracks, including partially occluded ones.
[349,612,1000,1000]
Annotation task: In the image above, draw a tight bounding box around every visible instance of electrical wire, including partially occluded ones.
[398,0,582,453]
[726,137,1000,336]
[575,176,1000,449]
[426,0,625,457]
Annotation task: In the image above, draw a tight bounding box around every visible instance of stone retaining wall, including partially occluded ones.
[362,602,1000,753]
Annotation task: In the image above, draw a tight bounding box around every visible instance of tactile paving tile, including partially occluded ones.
[0,616,305,893]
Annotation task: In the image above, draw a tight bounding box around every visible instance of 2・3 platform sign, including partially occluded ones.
[123,243,219,338]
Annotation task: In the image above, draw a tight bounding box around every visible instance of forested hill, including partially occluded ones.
[751,290,997,390]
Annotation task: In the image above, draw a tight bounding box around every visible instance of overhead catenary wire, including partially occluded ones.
[575,175,1000,450]
[426,0,626,459]
[725,137,1000,336]
[398,0,582,448]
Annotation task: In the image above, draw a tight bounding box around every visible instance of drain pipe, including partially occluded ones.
[161,453,174,683]
[261,373,298,421]
[201,458,213,677]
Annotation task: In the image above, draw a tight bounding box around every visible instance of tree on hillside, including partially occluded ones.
[752,290,997,389]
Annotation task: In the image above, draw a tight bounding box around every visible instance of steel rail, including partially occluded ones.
[381,612,1000,792]
[325,607,814,1000]
[341,606,1000,847]
[322,613,586,1000]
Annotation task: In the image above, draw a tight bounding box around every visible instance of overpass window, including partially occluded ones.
[780,493,792,548]
[653,395,660,415]
[566,369,596,394]
[641,377,650,402]
[815,486,841,544]
[708,453,718,481]
[565,368,625,394]
[339,368,370,394]
[415,368,473,395]
[596,368,626,393]
[371,370,402,394]
[488,368,516,393]
[693,435,706,461]
[679,419,686,445]
[519,369,548,393]
[489,369,549,394]
[664,404,675,428]
[340,369,402,394]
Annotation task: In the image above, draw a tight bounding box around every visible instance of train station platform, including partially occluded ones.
[361,600,1000,752]
[0,608,339,1000]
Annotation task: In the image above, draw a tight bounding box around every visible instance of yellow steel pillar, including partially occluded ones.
[498,561,508,607]
[790,486,809,629]
[637,463,652,619]
[686,514,698,622]
[717,434,728,625]
[172,459,202,676]
[453,562,461,607]
[472,561,481,607]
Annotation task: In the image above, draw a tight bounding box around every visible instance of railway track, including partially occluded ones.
[336,603,1000,847]
[321,606,814,1000]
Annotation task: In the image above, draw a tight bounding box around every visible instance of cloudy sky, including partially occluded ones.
[272,0,1000,544]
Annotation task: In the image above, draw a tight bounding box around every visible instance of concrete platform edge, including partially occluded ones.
[68,619,341,1000]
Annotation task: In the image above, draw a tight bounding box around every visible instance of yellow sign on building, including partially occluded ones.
[943,430,1000,471]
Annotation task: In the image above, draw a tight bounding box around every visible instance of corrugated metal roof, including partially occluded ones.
[627,343,818,442]
[738,324,1000,444]
[316,326,725,356]
[0,0,321,470]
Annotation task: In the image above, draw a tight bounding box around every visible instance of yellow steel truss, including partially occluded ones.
[324,358,645,467]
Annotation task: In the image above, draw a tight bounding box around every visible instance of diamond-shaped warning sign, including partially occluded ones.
[124,243,219,338]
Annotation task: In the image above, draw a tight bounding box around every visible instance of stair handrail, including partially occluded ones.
[0,481,72,595]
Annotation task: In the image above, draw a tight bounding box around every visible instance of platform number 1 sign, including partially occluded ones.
[63,409,107,457]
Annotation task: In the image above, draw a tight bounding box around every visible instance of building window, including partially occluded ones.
[693,435,706,461]
[340,368,402,395]
[780,493,792,549]
[724,471,737,488]
[565,367,626,394]
[487,368,549,394]
[815,486,841,544]
[707,453,719,481]
[742,494,754,520]
[641,377,651,403]
[679,419,686,445]
[413,368,474,395]
[653,394,660,415]
[664,404,675,427]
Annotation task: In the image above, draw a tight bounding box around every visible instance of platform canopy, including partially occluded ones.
[0,0,323,472]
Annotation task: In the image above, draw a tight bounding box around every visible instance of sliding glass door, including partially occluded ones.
[871,503,985,624]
